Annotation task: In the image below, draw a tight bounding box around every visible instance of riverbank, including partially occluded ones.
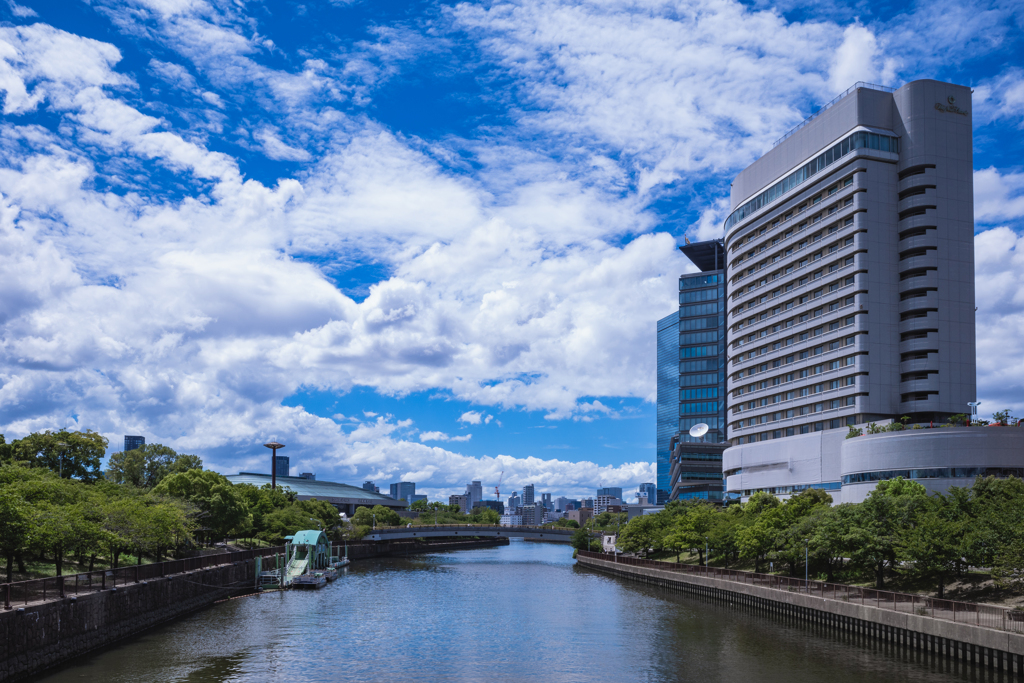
[576,551,1024,675]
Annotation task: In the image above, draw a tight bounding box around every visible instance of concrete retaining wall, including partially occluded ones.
[577,554,1024,675]
[0,560,256,683]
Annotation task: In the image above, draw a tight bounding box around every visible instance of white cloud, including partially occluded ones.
[828,25,882,93]
[419,430,473,442]
[458,411,486,425]
[975,227,1024,418]
[974,167,1024,224]
[975,69,1024,126]
[254,126,311,161]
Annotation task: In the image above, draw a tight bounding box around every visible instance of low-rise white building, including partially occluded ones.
[500,514,523,527]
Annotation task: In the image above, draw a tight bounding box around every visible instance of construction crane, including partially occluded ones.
[494,470,504,501]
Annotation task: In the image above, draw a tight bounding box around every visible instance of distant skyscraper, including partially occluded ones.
[522,484,535,505]
[596,487,622,499]
[390,481,416,502]
[274,455,289,478]
[541,492,552,510]
[637,483,657,505]
[466,480,483,508]
[124,435,145,452]
[507,491,521,511]
[362,480,376,492]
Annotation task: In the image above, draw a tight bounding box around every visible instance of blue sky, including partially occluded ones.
[0,0,1022,502]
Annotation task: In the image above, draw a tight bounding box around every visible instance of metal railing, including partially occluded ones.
[2,545,286,610]
[577,551,1024,634]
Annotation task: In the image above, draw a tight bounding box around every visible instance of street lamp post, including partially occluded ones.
[263,442,285,490]
[804,538,809,592]
[705,536,709,570]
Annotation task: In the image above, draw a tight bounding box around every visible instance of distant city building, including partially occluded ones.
[541,492,552,510]
[274,455,290,478]
[566,508,592,526]
[507,491,521,512]
[298,472,316,480]
[123,435,145,452]
[521,503,545,525]
[637,483,657,505]
[362,480,376,492]
[500,513,523,527]
[595,495,623,514]
[579,498,594,510]
[596,487,622,499]
[627,503,658,521]
[390,481,416,503]
[465,480,483,509]
[409,494,427,505]
[542,510,562,524]
[474,500,505,514]
[522,484,536,506]
[449,494,470,511]
[554,496,571,511]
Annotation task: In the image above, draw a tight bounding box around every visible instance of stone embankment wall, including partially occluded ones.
[577,554,1024,676]
[1,536,505,682]
[1,559,256,683]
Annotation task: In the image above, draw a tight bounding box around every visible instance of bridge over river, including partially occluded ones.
[364,524,577,543]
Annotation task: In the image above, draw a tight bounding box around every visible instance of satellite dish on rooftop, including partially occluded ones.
[689,423,709,440]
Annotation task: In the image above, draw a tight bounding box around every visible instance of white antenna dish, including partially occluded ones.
[689,423,709,439]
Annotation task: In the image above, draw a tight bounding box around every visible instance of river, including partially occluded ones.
[35,540,995,682]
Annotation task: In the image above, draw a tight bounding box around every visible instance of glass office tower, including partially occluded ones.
[656,312,679,504]
[678,239,727,444]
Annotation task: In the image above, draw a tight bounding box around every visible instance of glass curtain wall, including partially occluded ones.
[656,312,680,503]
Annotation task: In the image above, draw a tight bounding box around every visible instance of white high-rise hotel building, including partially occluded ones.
[720,80,1021,504]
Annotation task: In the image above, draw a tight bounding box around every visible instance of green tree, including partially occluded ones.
[410,498,429,511]
[10,430,108,482]
[468,506,500,524]
[663,503,716,564]
[0,486,33,582]
[736,492,782,573]
[848,477,928,588]
[618,514,664,558]
[570,526,598,551]
[154,469,251,540]
[105,444,203,489]
[897,494,960,598]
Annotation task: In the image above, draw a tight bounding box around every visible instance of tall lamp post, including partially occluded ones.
[264,441,285,490]
[968,402,981,426]
[804,538,809,593]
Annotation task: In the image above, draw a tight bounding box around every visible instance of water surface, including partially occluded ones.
[36,541,1000,682]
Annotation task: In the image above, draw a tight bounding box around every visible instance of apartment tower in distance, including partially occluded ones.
[721,80,997,504]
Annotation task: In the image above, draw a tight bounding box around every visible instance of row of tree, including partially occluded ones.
[0,430,347,582]
[589,476,1024,598]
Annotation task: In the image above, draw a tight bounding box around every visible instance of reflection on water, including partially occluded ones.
[34,541,1007,682]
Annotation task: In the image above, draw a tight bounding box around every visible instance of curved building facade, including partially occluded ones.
[721,79,981,502]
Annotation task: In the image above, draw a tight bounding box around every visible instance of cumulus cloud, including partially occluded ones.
[419,431,473,442]
[0,0,1022,499]
[975,227,1024,417]
[975,167,1024,224]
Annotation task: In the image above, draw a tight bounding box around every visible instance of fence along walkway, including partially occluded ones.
[2,545,287,610]
[577,551,1024,634]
